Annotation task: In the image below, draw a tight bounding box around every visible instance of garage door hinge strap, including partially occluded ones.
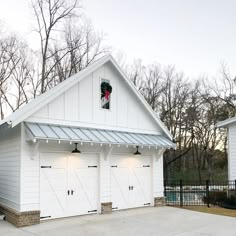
[144,203,151,205]
[143,165,150,167]
[112,207,118,210]
[111,165,117,168]
[88,166,97,168]
[88,210,97,213]
[41,166,52,168]
[40,216,51,219]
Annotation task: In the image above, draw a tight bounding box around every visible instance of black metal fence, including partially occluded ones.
[164,180,236,207]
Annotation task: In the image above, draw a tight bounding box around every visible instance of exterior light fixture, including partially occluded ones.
[72,143,81,154]
[134,146,141,155]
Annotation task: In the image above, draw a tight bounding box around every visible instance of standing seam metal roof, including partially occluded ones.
[25,122,175,148]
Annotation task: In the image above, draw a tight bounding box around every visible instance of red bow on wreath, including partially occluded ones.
[105,90,110,100]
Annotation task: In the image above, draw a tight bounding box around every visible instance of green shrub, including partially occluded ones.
[224,196,236,206]
[202,191,227,205]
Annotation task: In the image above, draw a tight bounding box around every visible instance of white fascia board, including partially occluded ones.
[216,117,236,128]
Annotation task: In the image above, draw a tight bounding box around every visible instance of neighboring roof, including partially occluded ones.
[25,122,176,149]
[216,117,236,128]
[0,54,173,140]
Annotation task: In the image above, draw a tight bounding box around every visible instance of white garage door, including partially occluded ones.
[111,155,152,210]
[40,152,98,220]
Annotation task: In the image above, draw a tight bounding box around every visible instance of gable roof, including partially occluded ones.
[216,117,236,128]
[0,54,173,140]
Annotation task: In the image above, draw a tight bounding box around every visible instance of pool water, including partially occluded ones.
[166,191,206,203]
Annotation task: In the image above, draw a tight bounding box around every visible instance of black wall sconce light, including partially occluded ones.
[72,143,81,154]
[134,146,141,155]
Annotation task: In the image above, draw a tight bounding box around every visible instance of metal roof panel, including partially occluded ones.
[25,122,175,148]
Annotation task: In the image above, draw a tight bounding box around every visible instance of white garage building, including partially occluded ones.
[0,55,175,227]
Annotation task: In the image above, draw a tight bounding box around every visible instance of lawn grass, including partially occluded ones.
[181,206,236,217]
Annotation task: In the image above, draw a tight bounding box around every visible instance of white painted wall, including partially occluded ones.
[152,150,164,198]
[228,124,236,180]
[27,62,162,134]
[20,123,40,211]
[20,136,104,211]
[99,146,113,209]
[0,124,21,210]
[19,135,165,212]
[17,61,166,212]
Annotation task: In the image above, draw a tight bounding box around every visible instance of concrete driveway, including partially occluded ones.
[0,207,236,236]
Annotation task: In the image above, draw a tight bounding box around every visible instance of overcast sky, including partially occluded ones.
[0,0,235,78]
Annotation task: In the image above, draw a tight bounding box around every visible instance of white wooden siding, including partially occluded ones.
[20,136,165,212]
[28,62,161,134]
[0,125,21,210]
[228,124,236,180]
[20,123,40,211]
[99,146,112,209]
[153,152,164,198]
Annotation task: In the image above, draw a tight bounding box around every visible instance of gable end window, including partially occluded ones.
[101,79,112,110]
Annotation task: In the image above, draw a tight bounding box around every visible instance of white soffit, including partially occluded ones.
[25,122,176,149]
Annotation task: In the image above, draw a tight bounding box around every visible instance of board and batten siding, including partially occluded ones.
[27,62,161,134]
[0,124,21,210]
[228,124,236,180]
[18,60,166,212]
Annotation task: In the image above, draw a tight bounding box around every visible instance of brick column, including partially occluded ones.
[101,202,112,214]
[0,204,40,227]
[154,197,166,207]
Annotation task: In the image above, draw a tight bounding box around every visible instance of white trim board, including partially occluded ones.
[216,117,236,128]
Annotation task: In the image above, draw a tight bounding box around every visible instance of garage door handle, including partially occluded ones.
[67,190,70,195]
[129,186,134,190]
[71,190,75,195]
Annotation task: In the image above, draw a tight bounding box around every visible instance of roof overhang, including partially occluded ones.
[25,122,176,149]
[216,117,236,128]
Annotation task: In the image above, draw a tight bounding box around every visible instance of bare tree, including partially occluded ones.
[0,34,36,117]
[0,35,21,118]
[47,18,108,86]
[32,0,80,93]
[128,59,145,92]
[209,63,236,118]
[128,60,228,181]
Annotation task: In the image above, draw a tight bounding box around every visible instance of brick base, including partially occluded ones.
[101,202,112,214]
[154,197,166,207]
[0,204,40,227]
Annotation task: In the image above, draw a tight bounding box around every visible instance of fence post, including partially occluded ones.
[206,180,210,208]
[164,179,167,197]
[234,180,236,194]
[180,179,183,207]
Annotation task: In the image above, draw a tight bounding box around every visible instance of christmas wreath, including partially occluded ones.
[101,81,112,109]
